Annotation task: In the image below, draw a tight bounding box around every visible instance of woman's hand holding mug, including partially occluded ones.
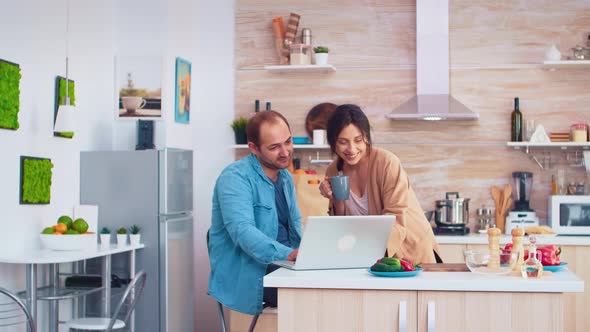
[319,176,334,200]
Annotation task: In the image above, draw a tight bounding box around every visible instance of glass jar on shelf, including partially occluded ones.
[289,44,312,65]
[570,123,587,142]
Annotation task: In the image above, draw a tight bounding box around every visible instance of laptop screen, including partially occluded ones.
[281,215,395,270]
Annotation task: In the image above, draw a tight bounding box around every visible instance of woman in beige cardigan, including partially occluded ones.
[319,104,441,264]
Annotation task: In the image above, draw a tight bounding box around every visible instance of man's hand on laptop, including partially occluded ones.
[287,248,299,261]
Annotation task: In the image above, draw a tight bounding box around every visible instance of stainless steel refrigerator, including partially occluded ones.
[80,148,194,332]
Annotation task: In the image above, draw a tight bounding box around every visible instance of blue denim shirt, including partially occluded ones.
[207,154,302,315]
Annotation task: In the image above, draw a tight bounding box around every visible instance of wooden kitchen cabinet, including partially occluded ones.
[417,291,564,332]
[274,288,565,332]
[277,288,417,332]
[559,246,590,332]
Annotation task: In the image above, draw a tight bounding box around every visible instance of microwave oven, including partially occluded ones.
[548,195,590,235]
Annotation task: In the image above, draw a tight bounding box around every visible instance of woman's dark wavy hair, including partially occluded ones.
[326,104,372,171]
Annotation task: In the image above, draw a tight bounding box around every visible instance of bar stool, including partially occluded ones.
[216,301,260,332]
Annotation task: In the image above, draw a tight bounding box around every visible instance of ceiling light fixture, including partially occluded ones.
[54,0,75,133]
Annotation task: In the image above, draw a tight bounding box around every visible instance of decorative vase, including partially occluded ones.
[116,234,128,247]
[314,53,329,65]
[234,131,247,144]
[130,234,141,246]
[100,234,111,248]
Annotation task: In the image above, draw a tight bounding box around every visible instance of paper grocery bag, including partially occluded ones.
[292,173,329,226]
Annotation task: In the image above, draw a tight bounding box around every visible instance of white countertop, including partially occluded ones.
[436,234,590,246]
[0,244,145,264]
[264,268,584,293]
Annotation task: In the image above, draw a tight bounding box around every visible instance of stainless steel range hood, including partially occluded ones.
[387,0,479,121]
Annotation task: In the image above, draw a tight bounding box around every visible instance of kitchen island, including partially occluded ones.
[436,234,590,331]
[264,268,583,332]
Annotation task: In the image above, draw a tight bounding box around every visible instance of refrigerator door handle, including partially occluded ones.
[159,212,192,221]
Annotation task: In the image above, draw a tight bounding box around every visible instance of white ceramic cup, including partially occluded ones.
[313,129,326,145]
[121,96,147,112]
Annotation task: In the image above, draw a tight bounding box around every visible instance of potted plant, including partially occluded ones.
[231,117,248,144]
[116,227,128,247]
[128,224,141,246]
[313,46,330,65]
[99,227,111,248]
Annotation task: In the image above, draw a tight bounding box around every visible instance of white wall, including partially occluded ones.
[115,0,235,330]
[187,0,235,330]
[0,0,116,329]
[0,0,234,331]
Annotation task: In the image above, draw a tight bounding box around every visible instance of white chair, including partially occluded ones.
[0,287,36,332]
[66,270,147,331]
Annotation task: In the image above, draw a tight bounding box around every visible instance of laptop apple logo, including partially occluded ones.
[337,235,357,251]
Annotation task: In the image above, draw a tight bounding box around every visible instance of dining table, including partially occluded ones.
[0,243,144,332]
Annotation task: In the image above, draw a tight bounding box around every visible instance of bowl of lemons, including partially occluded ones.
[40,215,96,251]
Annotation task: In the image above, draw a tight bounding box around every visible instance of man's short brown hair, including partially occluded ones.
[246,111,291,147]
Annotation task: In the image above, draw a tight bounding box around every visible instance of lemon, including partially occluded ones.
[57,215,73,230]
[41,227,54,234]
[72,218,89,233]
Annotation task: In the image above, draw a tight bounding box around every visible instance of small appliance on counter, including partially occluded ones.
[433,192,470,235]
[505,171,539,235]
[548,195,590,235]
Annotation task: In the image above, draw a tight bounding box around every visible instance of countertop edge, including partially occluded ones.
[436,234,590,246]
[264,269,584,293]
[0,244,145,264]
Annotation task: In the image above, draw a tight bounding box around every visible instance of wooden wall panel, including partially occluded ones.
[236,0,416,68]
[235,0,590,225]
[450,0,590,65]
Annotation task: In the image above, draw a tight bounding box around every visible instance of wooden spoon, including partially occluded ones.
[502,184,513,214]
[491,186,501,208]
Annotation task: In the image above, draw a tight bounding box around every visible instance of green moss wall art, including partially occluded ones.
[53,76,76,138]
[0,59,22,130]
[19,156,54,204]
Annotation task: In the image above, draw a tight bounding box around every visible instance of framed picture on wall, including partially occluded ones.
[19,156,53,205]
[174,57,191,124]
[115,55,163,119]
[0,58,21,130]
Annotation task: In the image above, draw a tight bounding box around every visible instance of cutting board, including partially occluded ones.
[421,263,470,272]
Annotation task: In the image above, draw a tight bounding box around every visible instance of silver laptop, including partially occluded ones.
[273,215,395,270]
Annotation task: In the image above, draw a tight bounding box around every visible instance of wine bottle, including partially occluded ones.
[511,97,522,142]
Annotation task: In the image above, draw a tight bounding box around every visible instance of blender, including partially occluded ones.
[505,171,539,234]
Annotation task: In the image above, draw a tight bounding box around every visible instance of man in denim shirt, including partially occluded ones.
[208,111,302,315]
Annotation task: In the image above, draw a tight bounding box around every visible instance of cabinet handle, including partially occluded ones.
[398,300,407,332]
[427,301,436,332]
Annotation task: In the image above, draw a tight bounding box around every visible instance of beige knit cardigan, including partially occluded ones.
[326,147,440,264]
